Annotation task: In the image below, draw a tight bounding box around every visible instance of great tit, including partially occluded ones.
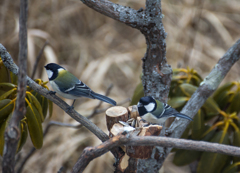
[44,63,116,108]
[137,96,192,125]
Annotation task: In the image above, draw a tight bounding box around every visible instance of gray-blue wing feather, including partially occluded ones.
[161,104,193,121]
[65,82,116,105]
[67,82,95,99]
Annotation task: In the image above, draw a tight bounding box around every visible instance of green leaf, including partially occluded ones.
[202,97,220,116]
[168,97,188,109]
[227,91,240,114]
[192,110,204,140]
[222,162,240,173]
[41,97,48,119]
[173,149,201,166]
[191,72,203,86]
[213,82,234,101]
[32,91,48,119]
[29,93,44,122]
[180,83,197,97]
[17,121,28,153]
[130,82,144,105]
[0,112,12,156]
[0,88,16,100]
[197,131,230,173]
[233,131,240,162]
[0,99,14,121]
[48,100,53,118]
[0,61,9,83]
[10,71,18,85]
[0,83,16,91]
[26,105,43,149]
[201,126,216,141]
[181,123,191,139]
[213,82,234,109]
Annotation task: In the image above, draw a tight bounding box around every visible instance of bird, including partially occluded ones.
[44,63,116,109]
[137,96,192,125]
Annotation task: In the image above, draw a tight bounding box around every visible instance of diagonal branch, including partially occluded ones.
[72,134,240,173]
[0,43,109,143]
[0,43,125,170]
[161,39,240,164]
[171,39,240,138]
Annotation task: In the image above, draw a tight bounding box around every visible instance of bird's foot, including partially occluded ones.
[66,105,74,112]
[165,128,173,136]
[48,91,56,95]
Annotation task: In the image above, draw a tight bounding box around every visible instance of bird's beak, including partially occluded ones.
[137,102,143,107]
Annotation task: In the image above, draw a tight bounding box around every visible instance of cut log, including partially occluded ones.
[106,106,129,131]
[126,125,162,159]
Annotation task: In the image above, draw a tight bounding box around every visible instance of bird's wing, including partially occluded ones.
[53,70,94,98]
[67,82,95,99]
[162,103,193,121]
[161,103,178,117]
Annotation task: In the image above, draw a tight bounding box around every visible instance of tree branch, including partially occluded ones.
[2,0,28,172]
[0,43,109,143]
[77,0,171,172]
[0,43,125,170]
[31,41,48,79]
[79,0,143,28]
[72,134,240,173]
[170,39,240,137]
[16,120,80,173]
[159,39,240,165]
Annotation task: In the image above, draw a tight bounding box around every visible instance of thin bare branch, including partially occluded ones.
[2,0,28,172]
[31,41,48,79]
[0,43,109,143]
[86,84,113,119]
[16,120,80,173]
[16,85,126,173]
[72,134,240,173]
[0,43,125,170]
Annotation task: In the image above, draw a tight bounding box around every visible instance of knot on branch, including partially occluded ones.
[6,125,20,140]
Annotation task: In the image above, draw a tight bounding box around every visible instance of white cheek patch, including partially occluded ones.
[144,103,155,112]
[46,69,53,79]
[58,68,65,73]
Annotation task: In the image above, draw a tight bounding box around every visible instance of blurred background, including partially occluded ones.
[0,0,240,172]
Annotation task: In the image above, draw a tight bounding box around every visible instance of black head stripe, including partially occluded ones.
[44,63,65,70]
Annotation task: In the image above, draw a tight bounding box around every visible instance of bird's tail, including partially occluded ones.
[174,113,193,121]
[91,92,116,105]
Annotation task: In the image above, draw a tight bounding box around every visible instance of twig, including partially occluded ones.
[72,134,240,173]
[2,0,28,172]
[57,167,65,173]
[86,84,113,119]
[0,43,127,172]
[16,87,127,173]
[77,0,170,171]
[16,120,80,173]
[31,41,49,79]
[93,98,131,115]
[0,43,109,142]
